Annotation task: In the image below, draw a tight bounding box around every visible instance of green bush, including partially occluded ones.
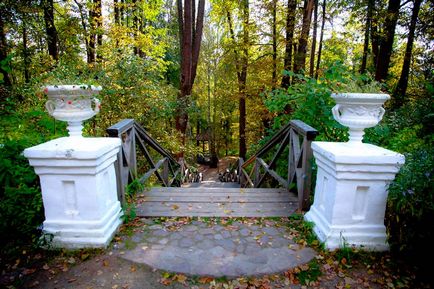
[0,140,44,250]
[386,149,433,258]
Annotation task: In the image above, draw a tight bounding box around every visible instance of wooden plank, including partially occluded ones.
[241,168,254,187]
[290,119,319,141]
[107,119,134,137]
[256,158,289,189]
[140,195,295,203]
[139,158,167,184]
[145,187,289,194]
[136,202,298,217]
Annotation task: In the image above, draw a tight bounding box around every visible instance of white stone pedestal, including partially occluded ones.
[305,142,404,251]
[24,137,122,249]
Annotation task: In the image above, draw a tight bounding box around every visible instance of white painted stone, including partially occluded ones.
[305,141,404,251]
[331,93,389,143]
[24,137,122,249]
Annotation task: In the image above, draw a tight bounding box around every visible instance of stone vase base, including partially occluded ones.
[305,207,389,251]
[43,202,123,249]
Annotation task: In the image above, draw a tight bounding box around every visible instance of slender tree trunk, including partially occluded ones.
[227,1,249,160]
[370,0,380,68]
[74,0,91,63]
[114,0,120,25]
[282,0,297,88]
[88,1,96,64]
[239,0,249,160]
[23,19,30,83]
[95,0,102,61]
[360,0,373,74]
[176,0,206,142]
[393,0,422,108]
[375,0,400,81]
[315,0,326,79]
[271,0,277,88]
[0,14,11,86]
[294,0,314,74]
[43,0,59,61]
[309,0,318,77]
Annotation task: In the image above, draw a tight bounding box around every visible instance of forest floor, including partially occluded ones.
[1,159,430,289]
[3,215,429,289]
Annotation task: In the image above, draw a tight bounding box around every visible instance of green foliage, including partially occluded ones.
[266,63,372,142]
[386,149,433,258]
[296,259,322,285]
[0,140,44,250]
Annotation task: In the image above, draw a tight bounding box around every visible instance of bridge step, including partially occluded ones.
[136,187,298,217]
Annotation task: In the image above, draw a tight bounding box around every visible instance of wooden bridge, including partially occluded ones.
[107,119,318,217]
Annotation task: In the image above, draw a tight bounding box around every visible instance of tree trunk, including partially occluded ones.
[43,0,58,61]
[393,0,422,108]
[176,0,206,142]
[294,0,314,74]
[239,0,249,160]
[227,1,249,160]
[73,0,91,63]
[272,0,277,88]
[23,19,30,83]
[309,0,318,77]
[375,0,400,81]
[360,0,373,74]
[370,0,380,68]
[95,0,102,61]
[315,0,326,79]
[0,14,11,86]
[114,0,120,25]
[88,1,96,64]
[281,0,297,88]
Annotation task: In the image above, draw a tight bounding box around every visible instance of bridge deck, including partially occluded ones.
[136,187,298,217]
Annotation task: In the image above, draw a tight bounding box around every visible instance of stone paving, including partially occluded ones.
[116,218,316,277]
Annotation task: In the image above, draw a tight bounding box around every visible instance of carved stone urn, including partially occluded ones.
[331,93,390,142]
[44,85,102,137]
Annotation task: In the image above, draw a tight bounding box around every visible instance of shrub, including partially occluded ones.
[386,149,433,259]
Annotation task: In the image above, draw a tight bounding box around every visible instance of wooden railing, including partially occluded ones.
[240,120,318,211]
[107,119,180,204]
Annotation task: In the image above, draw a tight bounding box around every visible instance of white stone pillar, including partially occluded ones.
[305,142,404,251]
[24,137,122,249]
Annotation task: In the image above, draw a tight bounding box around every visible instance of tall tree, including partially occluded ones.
[309,0,318,77]
[0,11,12,86]
[375,0,400,81]
[227,0,249,160]
[294,0,314,74]
[271,0,278,88]
[370,0,380,67]
[176,0,206,140]
[360,0,373,74]
[315,0,326,79]
[281,0,297,87]
[42,0,59,61]
[393,0,422,107]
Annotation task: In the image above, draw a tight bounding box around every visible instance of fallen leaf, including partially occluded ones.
[97,270,103,275]
[173,274,187,283]
[23,268,36,275]
[42,264,50,270]
[130,265,136,272]
[198,277,214,284]
[171,205,179,210]
[103,260,109,267]
[67,278,77,283]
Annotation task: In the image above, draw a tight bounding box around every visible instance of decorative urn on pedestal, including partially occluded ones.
[305,90,404,251]
[24,84,122,249]
[44,85,102,137]
[331,93,390,143]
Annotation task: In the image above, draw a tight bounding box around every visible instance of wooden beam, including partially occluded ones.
[139,158,167,185]
[256,158,289,189]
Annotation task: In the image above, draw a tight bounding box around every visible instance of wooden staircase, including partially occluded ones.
[136,187,298,217]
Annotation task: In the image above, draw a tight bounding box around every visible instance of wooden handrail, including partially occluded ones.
[240,119,318,211]
[107,119,180,204]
